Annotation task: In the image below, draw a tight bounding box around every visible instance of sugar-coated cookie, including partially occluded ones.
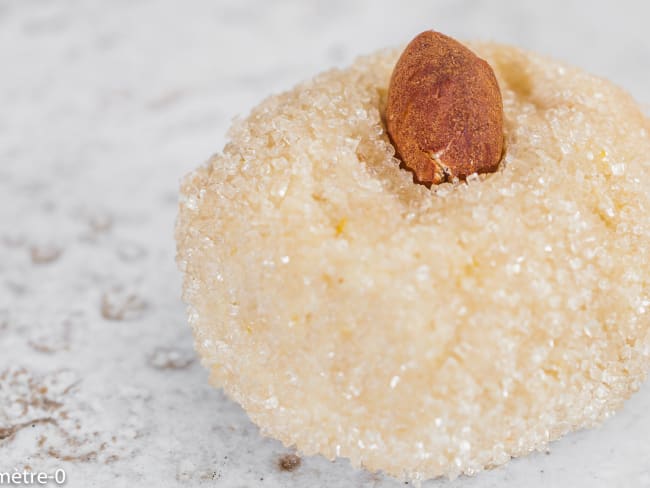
[176,40,650,480]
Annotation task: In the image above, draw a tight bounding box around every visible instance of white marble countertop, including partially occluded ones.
[1,1,649,487]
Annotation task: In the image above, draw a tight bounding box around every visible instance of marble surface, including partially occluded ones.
[1,1,649,487]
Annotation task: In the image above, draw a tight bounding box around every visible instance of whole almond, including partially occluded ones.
[386,31,504,185]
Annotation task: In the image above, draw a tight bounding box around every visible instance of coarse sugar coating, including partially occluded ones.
[175,42,650,480]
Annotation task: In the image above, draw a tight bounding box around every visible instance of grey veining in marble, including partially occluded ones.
[1,1,649,487]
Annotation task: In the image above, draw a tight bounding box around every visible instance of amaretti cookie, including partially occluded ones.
[176,31,650,480]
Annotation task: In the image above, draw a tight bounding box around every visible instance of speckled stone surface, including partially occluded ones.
[1,1,649,487]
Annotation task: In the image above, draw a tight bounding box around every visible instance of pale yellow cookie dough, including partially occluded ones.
[176,42,650,480]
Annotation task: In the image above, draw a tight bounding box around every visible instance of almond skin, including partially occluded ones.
[386,31,504,185]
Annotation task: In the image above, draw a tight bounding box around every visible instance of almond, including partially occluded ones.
[386,31,504,185]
